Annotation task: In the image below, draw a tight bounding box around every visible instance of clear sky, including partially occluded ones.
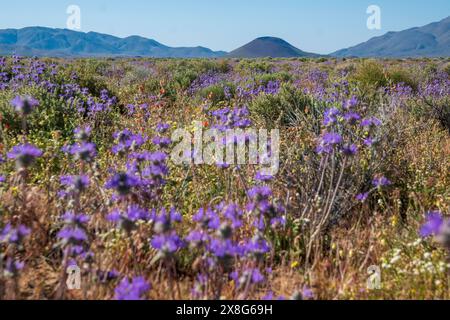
[0,0,449,54]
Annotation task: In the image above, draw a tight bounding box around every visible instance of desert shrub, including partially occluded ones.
[249,91,280,127]
[352,60,388,89]
[443,63,450,76]
[199,82,235,104]
[249,83,321,129]
[236,59,272,74]
[388,68,418,91]
[62,59,110,97]
[120,64,153,86]
[172,68,199,91]
[254,72,292,85]
[0,89,82,140]
[413,98,450,133]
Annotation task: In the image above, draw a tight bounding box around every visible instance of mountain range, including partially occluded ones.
[0,16,449,58]
[333,16,450,57]
[0,27,225,58]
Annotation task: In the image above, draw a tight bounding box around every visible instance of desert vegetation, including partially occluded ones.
[0,56,449,300]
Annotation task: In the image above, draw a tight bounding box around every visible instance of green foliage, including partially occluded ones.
[236,60,272,74]
[0,88,81,140]
[388,67,418,91]
[352,59,389,89]
[254,72,292,85]
[443,63,450,76]
[249,83,320,129]
[62,59,111,97]
[199,83,235,104]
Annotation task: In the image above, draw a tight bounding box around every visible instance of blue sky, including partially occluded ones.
[0,0,449,54]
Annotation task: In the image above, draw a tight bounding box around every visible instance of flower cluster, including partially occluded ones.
[150,208,184,259]
[58,175,90,198]
[420,211,450,249]
[112,129,147,155]
[0,224,30,277]
[115,276,151,300]
[10,95,39,116]
[108,205,151,234]
[57,212,90,258]
[246,186,286,231]
[7,144,42,169]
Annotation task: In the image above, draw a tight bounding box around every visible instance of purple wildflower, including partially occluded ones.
[7,144,42,168]
[156,123,170,133]
[248,186,272,201]
[420,211,444,238]
[372,176,392,187]
[152,136,172,148]
[59,175,90,197]
[323,108,340,126]
[343,112,361,125]
[231,268,265,289]
[342,144,358,156]
[4,258,25,277]
[107,205,150,234]
[363,137,374,147]
[112,129,146,154]
[262,292,286,300]
[316,132,342,154]
[344,96,358,109]
[56,212,90,256]
[74,126,92,141]
[356,193,369,202]
[192,207,220,230]
[0,224,31,245]
[10,95,39,115]
[361,117,382,128]
[151,232,184,256]
[67,142,97,162]
[105,172,139,196]
[115,276,151,300]
[255,171,274,182]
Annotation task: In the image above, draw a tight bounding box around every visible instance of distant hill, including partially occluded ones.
[333,16,450,57]
[0,27,226,58]
[228,37,318,58]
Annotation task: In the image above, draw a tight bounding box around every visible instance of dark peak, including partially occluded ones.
[228,36,317,58]
[255,36,285,41]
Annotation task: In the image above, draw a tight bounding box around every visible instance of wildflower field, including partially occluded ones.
[0,56,449,300]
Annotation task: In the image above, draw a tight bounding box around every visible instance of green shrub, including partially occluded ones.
[199,82,235,104]
[249,84,321,129]
[352,60,388,89]
[236,60,272,74]
[254,72,292,85]
[443,63,450,76]
[0,88,82,140]
[388,68,418,91]
[62,59,110,97]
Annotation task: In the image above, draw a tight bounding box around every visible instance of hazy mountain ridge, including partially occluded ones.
[333,16,450,57]
[0,16,449,58]
[0,27,226,58]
